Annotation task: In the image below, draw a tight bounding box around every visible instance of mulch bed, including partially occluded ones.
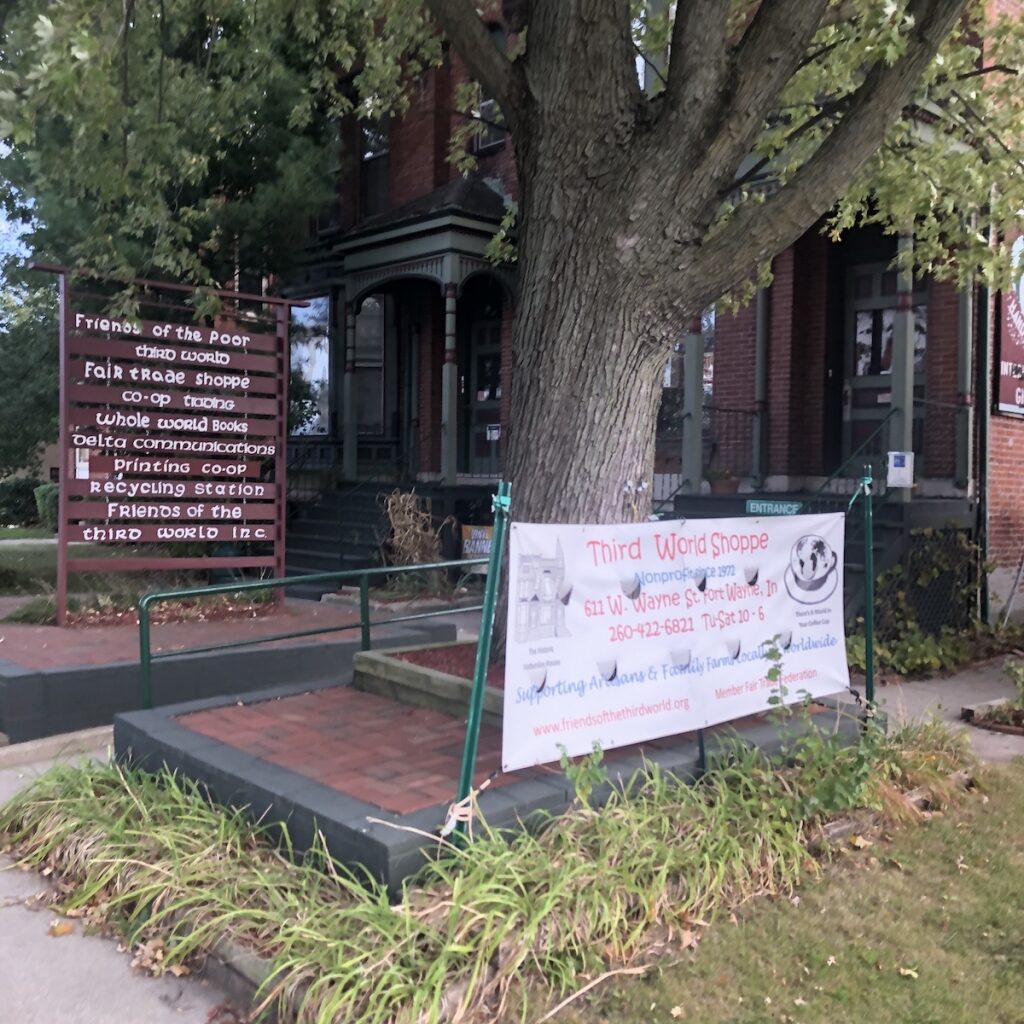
[969,707,1024,736]
[66,598,280,628]
[396,643,505,688]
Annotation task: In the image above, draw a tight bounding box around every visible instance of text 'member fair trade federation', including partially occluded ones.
[501,514,850,771]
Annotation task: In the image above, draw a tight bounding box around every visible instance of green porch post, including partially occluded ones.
[889,230,915,500]
[342,301,358,479]
[681,318,704,495]
[441,284,459,485]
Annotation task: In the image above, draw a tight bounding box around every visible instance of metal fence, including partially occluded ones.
[137,558,487,711]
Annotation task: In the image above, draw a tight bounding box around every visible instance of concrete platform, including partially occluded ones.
[114,681,865,893]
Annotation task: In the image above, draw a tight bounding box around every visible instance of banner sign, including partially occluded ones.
[501,513,849,771]
[998,235,1024,415]
[461,524,493,574]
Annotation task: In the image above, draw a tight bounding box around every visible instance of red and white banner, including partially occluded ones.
[502,513,850,771]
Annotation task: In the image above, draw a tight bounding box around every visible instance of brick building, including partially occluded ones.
[283,14,1024,622]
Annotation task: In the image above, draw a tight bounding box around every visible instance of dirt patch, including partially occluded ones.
[396,643,505,688]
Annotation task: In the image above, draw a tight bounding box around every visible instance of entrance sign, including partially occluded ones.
[744,499,803,516]
[502,513,849,771]
[999,235,1024,415]
[35,262,300,624]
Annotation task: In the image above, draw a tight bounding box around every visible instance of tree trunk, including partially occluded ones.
[491,181,673,655]
[506,285,666,526]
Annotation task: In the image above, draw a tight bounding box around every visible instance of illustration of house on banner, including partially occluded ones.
[513,541,570,644]
[281,8,1024,626]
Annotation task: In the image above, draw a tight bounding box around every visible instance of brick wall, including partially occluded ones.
[415,286,444,474]
[988,287,1024,606]
[924,279,960,478]
[709,299,756,477]
[789,232,830,476]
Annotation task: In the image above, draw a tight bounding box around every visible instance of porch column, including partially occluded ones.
[681,318,704,495]
[441,284,458,485]
[955,283,975,491]
[342,302,357,480]
[889,230,915,500]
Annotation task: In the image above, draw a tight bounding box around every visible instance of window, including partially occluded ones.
[472,26,507,153]
[355,295,386,434]
[848,267,927,378]
[290,297,331,435]
[359,118,389,218]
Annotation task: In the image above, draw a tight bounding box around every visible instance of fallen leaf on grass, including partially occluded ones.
[48,920,74,937]
[849,834,873,849]
[826,956,837,967]
[898,966,919,979]
[670,1007,685,1019]
[794,997,808,1007]
[168,964,191,978]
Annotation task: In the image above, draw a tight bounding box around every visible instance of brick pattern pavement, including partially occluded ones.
[178,685,776,818]
[180,687,516,816]
[0,600,375,672]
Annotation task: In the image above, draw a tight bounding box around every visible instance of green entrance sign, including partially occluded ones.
[745,499,804,516]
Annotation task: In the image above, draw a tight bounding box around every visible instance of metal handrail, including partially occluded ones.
[137,558,487,709]
[810,408,897,500]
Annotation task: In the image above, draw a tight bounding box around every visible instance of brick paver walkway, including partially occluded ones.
[0,599,376,672]
[177,685,763,818]
[181,688,517,815]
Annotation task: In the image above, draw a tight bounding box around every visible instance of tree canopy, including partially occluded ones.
[3,0,1024,519]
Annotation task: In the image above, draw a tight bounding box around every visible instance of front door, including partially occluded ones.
[841,263,927,465]
[463,321,502,476]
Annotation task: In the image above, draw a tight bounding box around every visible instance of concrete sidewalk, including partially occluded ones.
[0,748,234,1024]
[869,657,1024,762]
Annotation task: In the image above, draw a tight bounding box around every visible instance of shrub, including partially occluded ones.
[33,483,59,534]
[0,477,43,526]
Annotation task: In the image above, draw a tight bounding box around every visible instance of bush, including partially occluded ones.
[0,477,42,527]
[33,483,58,534]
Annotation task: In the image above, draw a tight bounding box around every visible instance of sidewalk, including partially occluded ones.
[0,747,235,1024]
[868,657,1024,762]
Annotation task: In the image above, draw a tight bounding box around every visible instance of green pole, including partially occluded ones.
[139,597,153,710]
[359,574,371,651]
[862,469,875,709]
[456,480,511,811]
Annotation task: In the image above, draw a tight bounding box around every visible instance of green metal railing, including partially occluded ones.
[809,408,897,505]
[137,558,487,711]
[138,480,513,829]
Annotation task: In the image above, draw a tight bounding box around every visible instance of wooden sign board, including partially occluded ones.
[41,265,301,625]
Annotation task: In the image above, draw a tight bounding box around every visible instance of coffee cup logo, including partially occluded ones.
[785,534,839,604]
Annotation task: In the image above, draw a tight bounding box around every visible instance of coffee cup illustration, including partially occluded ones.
[785,535,839,604]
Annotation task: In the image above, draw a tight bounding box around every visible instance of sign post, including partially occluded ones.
[34,264,299,624]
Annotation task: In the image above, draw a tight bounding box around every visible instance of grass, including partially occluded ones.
[0,542,216,619]
[0,526,51,540]
[0,719,979,1024]
[565,762,1024,1024]
[0,542,117,594]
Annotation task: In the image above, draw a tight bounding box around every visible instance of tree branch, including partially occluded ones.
[425,0,520,126]
[665,0,730,116]
[690,0,970,307]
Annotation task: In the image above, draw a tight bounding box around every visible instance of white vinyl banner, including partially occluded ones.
[502,513,850,772]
